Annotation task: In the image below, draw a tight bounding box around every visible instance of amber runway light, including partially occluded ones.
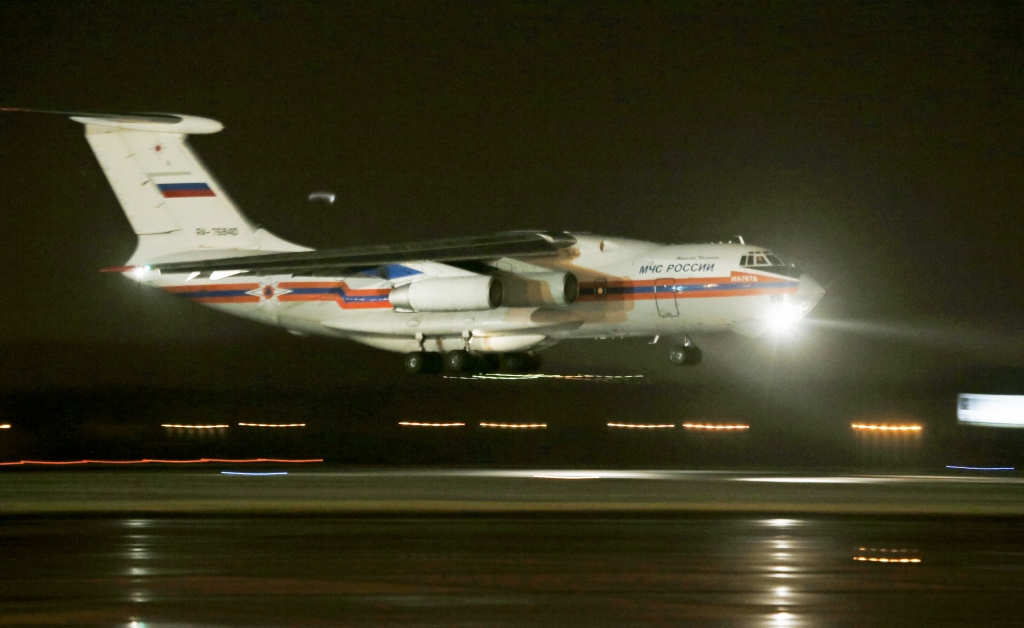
[851,424,922,432]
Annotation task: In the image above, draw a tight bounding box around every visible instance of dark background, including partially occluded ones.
[0,1,1022,466]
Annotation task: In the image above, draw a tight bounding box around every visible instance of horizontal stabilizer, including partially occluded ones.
[1,107,222,134]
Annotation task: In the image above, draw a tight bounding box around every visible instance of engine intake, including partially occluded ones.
[389,276,503,312]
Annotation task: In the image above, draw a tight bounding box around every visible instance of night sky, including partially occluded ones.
[0,1,1022,428]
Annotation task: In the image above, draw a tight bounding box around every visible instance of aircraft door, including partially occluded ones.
[654,277,679,317]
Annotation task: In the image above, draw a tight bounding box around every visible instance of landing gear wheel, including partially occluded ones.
[404,352,443,374]
[669,346,702,366]
[501,353,541,373]
[445,350,473,373]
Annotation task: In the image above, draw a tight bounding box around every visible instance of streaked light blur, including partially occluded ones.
[479,422,547,429]
[237,422,306,428]
[161,424,230,429]
[0,458,322,466]
[532,473,601,480]
[946,465,1014,471]
[682,423,750,430]
[446,374,643,381]
[851,423,922,432]
[398,421,465,427]
[957,393,1024,427]
[0,424,9,429]
[607,422,675,429]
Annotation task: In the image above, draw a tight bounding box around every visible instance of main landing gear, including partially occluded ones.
[668,339,702,366]
[403,351,540,375]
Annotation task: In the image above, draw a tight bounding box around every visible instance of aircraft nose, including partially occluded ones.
[796,273,825,312]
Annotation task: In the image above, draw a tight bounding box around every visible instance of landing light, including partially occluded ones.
[767,302,806,331]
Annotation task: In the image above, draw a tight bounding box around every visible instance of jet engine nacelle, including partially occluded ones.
[501,271,579,307]
[389,276,503,312]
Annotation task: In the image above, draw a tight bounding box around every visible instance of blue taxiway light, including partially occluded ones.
[946,466,1015,471]
[220,471,289,476]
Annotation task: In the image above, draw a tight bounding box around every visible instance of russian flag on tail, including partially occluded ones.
[157,182,216,198]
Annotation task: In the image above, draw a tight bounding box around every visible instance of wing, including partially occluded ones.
[111,231,577,276]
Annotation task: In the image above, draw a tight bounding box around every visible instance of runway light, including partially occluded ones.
[238,422,306,428]
[682,423,750,430]
[0,458,323,466]
[946,465,1015,471]
[398,421,465,427]
[221,471,288,476]
[851,423,922,432]
[480,422,547,429]
[161,424,229,429]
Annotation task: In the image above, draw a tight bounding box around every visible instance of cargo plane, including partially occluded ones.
[12,110,824,373]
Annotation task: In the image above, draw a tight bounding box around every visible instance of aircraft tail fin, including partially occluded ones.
[56,111,306,262]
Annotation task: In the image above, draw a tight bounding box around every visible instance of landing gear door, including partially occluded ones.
[654,277,679,318]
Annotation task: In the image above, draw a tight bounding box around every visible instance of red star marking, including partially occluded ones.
[154,144,163,153]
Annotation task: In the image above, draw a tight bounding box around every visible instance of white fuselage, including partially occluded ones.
[134,234,822,354]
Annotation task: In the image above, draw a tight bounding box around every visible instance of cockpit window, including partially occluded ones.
[741,251,788,268]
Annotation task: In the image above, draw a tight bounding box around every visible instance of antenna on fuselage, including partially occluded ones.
[733,235,745,244]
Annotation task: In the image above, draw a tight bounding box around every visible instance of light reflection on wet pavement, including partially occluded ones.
[2,516,1024,627]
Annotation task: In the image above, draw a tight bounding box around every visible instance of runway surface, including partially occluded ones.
[2,468,1024,515]
[3,515,1024,627]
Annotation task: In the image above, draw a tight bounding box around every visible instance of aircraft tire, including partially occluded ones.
[669,346,702,366]
[501,352,541,373]
[444,350,473,373]
[404,352,444,374]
